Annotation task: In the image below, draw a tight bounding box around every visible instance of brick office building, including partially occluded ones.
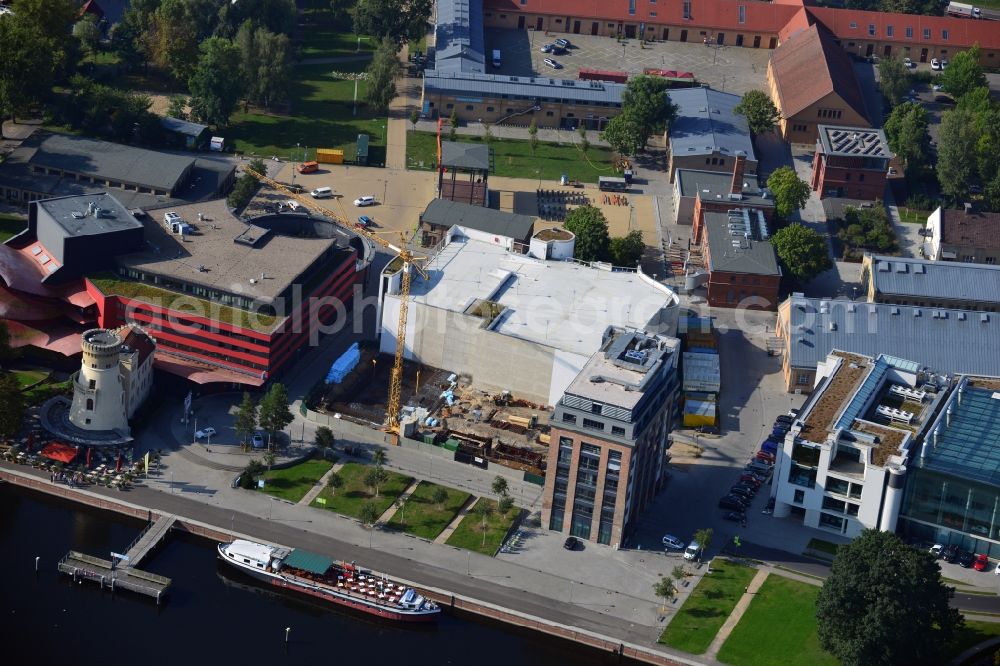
[811,125,891,200]
[699,208,781,310]
[543,328,680,548]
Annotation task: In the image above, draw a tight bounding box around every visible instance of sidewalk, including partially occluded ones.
[703,569,770,661]
[297,461,346,506]
[412,118,611,147]
[375,478,420,523]
[434,494,477,544]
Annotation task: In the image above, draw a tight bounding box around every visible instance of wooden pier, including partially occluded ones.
[57,513,176,602]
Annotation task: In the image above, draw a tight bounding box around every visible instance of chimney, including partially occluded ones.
[731,153,746,195]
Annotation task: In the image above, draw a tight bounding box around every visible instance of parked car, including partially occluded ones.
[721,494,750,508]
[540,43,554,53]
[298,161,319,174]
[683,540,702,561]
[941,544,959,562]
[697,425,720,435]
[740,474,763,486]
[353,195,376,207]
[931,58,941,70]
[357,215,373,228]
[195,427,217,440]
[251,432,265,449]
[956,549,975,568]
[974,554,990,571]
[554,38,571,48]
[756,451,776,464]
[775,414,794,426]
[932,83,944,92]
[903,57,914,68]
[719,496,748,511]
[729,486,755,499]
[722,511,746,523]
[942,58,949,68]
[563,536,581,551]
[662,534,685,550]
[928,543,944,558]
[543,58,562,70]
[994,561,1000,575]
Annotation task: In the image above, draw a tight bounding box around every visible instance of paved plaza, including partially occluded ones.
[487,28,771,95]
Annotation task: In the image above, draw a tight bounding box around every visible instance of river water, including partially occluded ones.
[0,484,633,665]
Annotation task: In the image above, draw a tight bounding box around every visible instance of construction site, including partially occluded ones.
[310,347,551,477]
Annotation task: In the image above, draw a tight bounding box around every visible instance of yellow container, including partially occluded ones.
[317,148,344,164]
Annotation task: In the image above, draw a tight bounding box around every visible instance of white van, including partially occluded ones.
[310,186,333,199]
[492,49,502,67]
[683,540,702,561]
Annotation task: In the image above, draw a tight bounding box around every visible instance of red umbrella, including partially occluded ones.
[86,448,92,467]
[115,453,122,472]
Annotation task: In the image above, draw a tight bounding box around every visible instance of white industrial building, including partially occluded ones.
[378,226,680,405]
[771,350,937,537]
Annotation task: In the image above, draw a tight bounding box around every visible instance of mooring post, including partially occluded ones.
[35,556,40,573]
[100,575,105,589]
[72,568,78,582]
[156,591,161,606]
[285,627,291,644]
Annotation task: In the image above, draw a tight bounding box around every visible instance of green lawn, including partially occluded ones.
[13,368,50,389]
[897,207,933,224]
[0,215,26,243]
[806,538,841,556]
[299,8,374,60]
[24,379,72,406]
[717,576,837,666]
[227,62,387,164]
[658,560,758,655]
[258,459,334,503]
[945,620,1000,664]
[385,480,471,540]
[310,462,413,519]
[406,131,617,184]
[444,498,518,556]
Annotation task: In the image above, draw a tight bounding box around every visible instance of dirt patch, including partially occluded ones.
[669,441,705,459]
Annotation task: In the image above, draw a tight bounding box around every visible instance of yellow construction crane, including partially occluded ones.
[242,165,426,436]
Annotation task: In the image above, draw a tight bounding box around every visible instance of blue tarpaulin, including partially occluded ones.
[325,343,361,384]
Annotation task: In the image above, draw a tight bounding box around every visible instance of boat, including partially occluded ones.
[217,539,440,622]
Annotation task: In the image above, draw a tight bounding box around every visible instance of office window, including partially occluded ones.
[649,11,656,16]
[942,29,949,40]
[923,28,931,39]
[486,106,494,112]
[545,111,553,116]
[886,25,893,37]
[611,426,626,436]
[465,105,473,111]
[738,5,745,23]
[796,372,811,385]
[562,413,577,424]
[591,403,602,414]
[582,418,604,431]
[628,0,636,14]
[793,489,805,504]
[683,0,691,19]
[850,21,857,29]
[905,26,913,38]
[868,24,875,36]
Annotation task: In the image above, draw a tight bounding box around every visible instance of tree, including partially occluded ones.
[0,17,56,132]
[218,0,296,37]
[619,75,676,148]
[394,495,407,527]
[883,102,929,177]
[364,466,389,497]
[314,425,336,449]
[609,230,645,267]
[0,321,20,367]
[150,0,201,83]
[474,500,495,547]
[838,206,897,256]
[733,89,780,135]
[409,108,420,129]
[985,172,1000,213]
[262,450,276,471]
[0,372,24,439]
[816,529,961,666]
[563,205,610,262]
[577,125,590,154]
[767,166,811,219]
[497,495,514,516]
[482,122,494,146]
[258,382,294,446]
[73,14,102,55]
[877,56,910,107]
[253,29,293,111]
[234,392,258,446]
[528,118,539,155]
[167,96,189,120]
[693,528,713,560]
[955,85,993,116]
[353,0,432,44]
[372,448,386,467]
[601,112,646,157]
[449,110,459,142]
[239,459,265,489]
[771,223,833,283]
[359,500,380,527]
[10,0,78,76]
[653,575,676,612]
[939,45,987,101]
[937,109,978,201]
[326,471,343,495]
[671,564,687,581]
[432,486,448,507]
[365,38,399,112]
[188,37,243,128]
[491,475,509,498]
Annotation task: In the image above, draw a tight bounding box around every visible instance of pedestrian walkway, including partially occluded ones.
[297,461,346,506]
[374,478,420,523]
[703,569,769,661]
[411,118,611,147]
[433,494,477,544]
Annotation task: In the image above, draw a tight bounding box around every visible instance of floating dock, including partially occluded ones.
[57,513,175,602]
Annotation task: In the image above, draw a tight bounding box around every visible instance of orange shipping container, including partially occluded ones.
[316,148,344,164]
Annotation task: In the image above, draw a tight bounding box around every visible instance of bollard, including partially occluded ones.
[156,591,161,606]
[35,556,40,573]
[285,627,291,644]
[100,575,105,589]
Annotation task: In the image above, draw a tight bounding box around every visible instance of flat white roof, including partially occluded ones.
[409,238,678,356]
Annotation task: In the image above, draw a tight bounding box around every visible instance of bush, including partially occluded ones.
[836,205,897,257]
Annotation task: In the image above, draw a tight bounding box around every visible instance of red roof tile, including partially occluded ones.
[117,324,156,366]
[769,25,869,121]
[807,7,1000,50]
[940,209,1000,249]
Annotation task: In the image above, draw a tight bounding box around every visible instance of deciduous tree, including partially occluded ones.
[601,112,646,157]
[73,14,102,55]
[528,118,539,155]
[563,206,610,263]
[653,575,676,612]
[364,466,388,497]
[188,37,243,127]
[937,109,978,201]
[432,486,448,507]
[939,45,987,101]
[326,471,343,495]
[609,230,645,267]
[771,223,832,283]
[883,102,929,177]
[0,17,56,132]
[359,500,380,527]
[817,529,962,666]
[150,0,200,83]
[619,75,677,148]
[353,0,431,44]
[474,500,495,547]
[491,475,509,498]
[234,392,258,445]
[314,425,336,449]
[258,382,294,446]
[766,166,811,219]
[733,89,780,135]
[877,56,910,107]
[365,38,399,112]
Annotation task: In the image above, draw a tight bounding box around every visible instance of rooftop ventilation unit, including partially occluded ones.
[914,308,921,317]
[982,313,991,323]
[847,303,856,313]
[877,262,890,272]
[71,211,85,219]
[624,349,648,364]
[959,312,967,321]
[891,307,900,315]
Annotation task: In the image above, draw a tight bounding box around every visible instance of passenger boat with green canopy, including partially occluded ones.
[218,539,440,622]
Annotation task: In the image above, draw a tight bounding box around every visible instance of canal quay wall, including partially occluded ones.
[0,465,700,666]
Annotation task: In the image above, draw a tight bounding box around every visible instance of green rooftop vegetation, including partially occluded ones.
[87,272,278,332]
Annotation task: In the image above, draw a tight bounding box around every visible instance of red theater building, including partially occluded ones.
[0,194,372,387]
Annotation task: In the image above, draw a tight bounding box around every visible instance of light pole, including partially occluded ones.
[293,142,299,186]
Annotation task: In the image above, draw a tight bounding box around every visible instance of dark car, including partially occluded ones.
[730,486,755,499]
[956,549,975,568]
[554,37,571,49]
[740,474,763,487]
[722,511,746,523]
[775,414,794,426]
[719,496,748,511]
[723,493,750,506]
[563,536,581,551]
[941,545,960,563]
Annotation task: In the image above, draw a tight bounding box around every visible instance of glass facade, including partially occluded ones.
[900,468,1000,556]
[548,437,573,531]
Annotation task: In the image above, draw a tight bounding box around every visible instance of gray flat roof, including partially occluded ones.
[440,141,490,171]
[36,193,142,237]
[435,0,485,73]
[424,70,624,106]
[564,331,678,410]
[920,377,1000,487]
[160,116,208,138]
[421,199,534,240]
[26,132,194,192]
[868,255,1000,306]
[667,88,755,160]
[675,169,772,208]
[704,209,779,276]
[817,125,891,159]
[785,294,1000,375]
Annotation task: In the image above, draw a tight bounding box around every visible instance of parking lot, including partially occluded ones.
[486,28,771,95]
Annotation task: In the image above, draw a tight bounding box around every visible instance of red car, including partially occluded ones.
[974,554,990,571]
